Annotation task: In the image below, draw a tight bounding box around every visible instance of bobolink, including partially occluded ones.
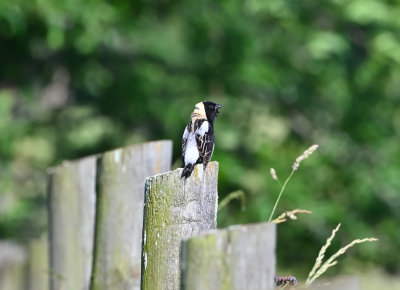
[181,101,222,178]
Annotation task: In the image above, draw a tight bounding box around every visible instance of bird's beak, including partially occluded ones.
[215,104,222,113]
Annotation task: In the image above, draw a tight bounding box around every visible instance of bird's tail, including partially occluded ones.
[181,163,195,178]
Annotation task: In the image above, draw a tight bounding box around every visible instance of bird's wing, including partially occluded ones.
[195,120,214,169]
[181,124,189,163]
[201,140,214,169]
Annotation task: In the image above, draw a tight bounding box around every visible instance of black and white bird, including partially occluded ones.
[181,101,222,178]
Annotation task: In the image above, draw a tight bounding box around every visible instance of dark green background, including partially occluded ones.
[1,0,399,280]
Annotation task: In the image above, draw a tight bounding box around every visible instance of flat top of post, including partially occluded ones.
[146,161,218,181]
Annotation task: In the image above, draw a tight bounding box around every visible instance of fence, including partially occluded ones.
[0,140,360,290]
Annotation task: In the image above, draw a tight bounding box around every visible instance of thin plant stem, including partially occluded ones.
[268,169,295,223]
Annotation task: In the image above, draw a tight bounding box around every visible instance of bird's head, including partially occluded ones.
[197,101,222,123]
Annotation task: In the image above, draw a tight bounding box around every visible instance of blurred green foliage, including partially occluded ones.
[1,0,399,278]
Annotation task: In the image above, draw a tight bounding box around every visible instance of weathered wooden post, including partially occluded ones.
[0,241,26,290]
[181,223,276,290]
[91,140,172,290]
[27,234,50,290]
[48,155,97,290]
[141,162,219,290]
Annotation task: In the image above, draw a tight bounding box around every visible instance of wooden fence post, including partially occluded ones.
[181,223,276,290]
[48,155,97,290]
[141,162,219,290]
[0,241,26,290]
[91,140,172,290]
[27,234,50,290]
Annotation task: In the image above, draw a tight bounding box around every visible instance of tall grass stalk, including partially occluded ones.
[268,170,294,222]
[307,223,341,281]
[306,223,378,286]
[268,144,319,223]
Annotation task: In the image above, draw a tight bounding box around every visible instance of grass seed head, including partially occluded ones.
[306,223,378,286]
[292,144,319,171]
[270,168,278,181]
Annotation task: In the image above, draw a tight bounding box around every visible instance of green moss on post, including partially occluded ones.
[91,140,172,290]
[141,162,219,290]
[181,223,276,290]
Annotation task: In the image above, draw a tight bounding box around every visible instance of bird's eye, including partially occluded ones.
[195,106,199,110]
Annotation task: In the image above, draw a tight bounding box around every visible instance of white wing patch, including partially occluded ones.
[196,121,209,136]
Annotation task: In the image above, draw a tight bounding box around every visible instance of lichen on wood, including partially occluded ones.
[141,162,219,290]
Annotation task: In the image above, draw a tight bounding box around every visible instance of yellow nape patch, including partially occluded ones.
[191,102,206,119]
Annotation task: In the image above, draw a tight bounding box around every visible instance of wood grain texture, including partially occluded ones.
[48,155,97,290]
[181,222,276,290]
[91,140,172,290]
[141,162,219,290]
